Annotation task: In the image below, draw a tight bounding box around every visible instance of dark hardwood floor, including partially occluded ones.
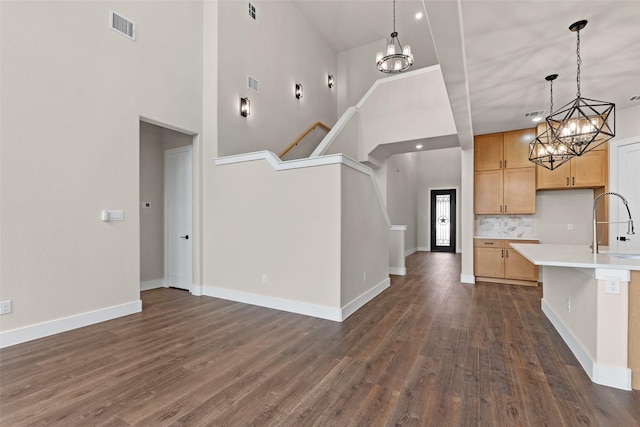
[2,252,639,426]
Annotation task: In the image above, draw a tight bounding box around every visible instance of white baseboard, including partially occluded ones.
[202,286,342,321]
[389,267,406,275]
[202,277,390,323]
[404,248,417,257]
[417,246,430,252]
[0,300,142,348]
[341,278,390,320]
[140,279,165,291]
[190,284,203,296]
[541,298,632,391]
[460,274,475,284]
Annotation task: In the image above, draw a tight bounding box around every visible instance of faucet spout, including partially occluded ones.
[592,192,635,254]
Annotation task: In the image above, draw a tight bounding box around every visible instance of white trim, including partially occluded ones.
[215,151,392,228]
[593,363,632,391]
[190,284,203,296]
[389,267,407,276]
[140,279,165,291]
[460,274,475,284]
[391,225,408,231]
[541,299,595,381]
[0,300,142,348]
[202,286,342,321]
[341,278,390,320]
[311,106,358,157]
[418,246,430,252]
[405,248,417,257]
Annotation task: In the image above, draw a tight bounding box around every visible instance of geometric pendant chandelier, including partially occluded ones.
[546,20,615,156]
[376,0,413,73]
[529,74,575,170]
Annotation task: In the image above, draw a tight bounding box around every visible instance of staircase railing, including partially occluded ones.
[278,121,331,158]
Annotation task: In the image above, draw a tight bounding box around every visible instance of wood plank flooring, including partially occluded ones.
[2,252,639,426]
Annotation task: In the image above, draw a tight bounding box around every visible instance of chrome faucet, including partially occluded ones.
[592,192,635,254]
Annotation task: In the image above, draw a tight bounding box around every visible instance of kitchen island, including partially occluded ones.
[510,243,640,391]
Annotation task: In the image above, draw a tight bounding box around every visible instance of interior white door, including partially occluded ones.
[165,145,193,291]
[613,141,640,251]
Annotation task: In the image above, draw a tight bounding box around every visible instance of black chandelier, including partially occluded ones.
[375,0,413,73]
[529,74,575,170]
[546,20,615,156]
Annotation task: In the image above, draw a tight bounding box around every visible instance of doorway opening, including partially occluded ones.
[139,121,194,292]
[430,189,456,253]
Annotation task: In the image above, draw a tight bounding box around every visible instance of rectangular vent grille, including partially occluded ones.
[248,76,259,92]
[110,11,136,40]
[628,95,640,103]
[524,110,545,118]
[248,2,259,21]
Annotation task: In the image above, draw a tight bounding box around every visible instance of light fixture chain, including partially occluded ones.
[393,0,396,33]
[550,79,554,113]
[576,28,581,97]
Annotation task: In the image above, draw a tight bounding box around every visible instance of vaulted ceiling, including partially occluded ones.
[294,0,640,149]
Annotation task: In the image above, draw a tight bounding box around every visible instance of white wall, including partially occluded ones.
[217,0,337,157]
[533,190,594,245]
[386,153,418,253]
[337,39,386,116]
[416,148,462,251]
[0,1,203,333]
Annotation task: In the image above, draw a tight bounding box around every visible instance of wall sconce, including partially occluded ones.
[328,75,334,88]
[295,83,303,99]
[240,97,250,117]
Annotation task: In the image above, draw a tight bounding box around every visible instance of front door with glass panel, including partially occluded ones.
[430,189,456,253]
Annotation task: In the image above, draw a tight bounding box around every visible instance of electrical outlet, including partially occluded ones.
[363,272,367,282]
[261,274,268,285]
[605,277,621,294]
[566,298,571,312]
[0,300,12,315]
[567,223,573,231]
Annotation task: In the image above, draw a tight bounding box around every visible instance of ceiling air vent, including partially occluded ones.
[524,110,545,118]
[110,11,136,40]
[248,76,259,92]
[248,2,259,22]
[628,95,640,103]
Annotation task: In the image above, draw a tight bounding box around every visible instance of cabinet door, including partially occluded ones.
[572,150,606,188]
[475,133,504,171]
[475,170,503,214]
[474,247,505,278]
[536,162,570,190]
[503,168,536,214]
[504,243,539,281]
[504,128,535,169]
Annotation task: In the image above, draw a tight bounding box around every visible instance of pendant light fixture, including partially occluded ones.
[376,0,413,73]
[529,74,575,170]
[546,20,615,156]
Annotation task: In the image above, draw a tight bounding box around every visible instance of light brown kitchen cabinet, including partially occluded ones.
[474,238,539,286]
[475,167,535,214]
[537,144,607,190]
[474,129,536,214]
[474,129,536,171]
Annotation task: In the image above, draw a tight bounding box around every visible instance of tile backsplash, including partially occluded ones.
[475,215,534,238]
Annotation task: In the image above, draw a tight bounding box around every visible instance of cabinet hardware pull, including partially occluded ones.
[500,205,503,213]
[505,250,509,258]
[572,177,575,186]
[566,177,570,186]
[499,160,502,169]
[504,160,507,168]
[501,249,504,257]
[484,242,494,245]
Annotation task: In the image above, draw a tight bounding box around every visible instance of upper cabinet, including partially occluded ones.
[474,129,537,214]
[536,144,608,190]
[475,129,536,171]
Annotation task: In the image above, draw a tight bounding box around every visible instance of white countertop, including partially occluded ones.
[510,243,640,271]
[474,236,539,241]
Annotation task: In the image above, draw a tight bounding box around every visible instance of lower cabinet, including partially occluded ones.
[474,238,539,286]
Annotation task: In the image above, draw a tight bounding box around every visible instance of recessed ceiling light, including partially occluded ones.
[416,144,423,149]
[532,117,543,122]
[415,12,423,20]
